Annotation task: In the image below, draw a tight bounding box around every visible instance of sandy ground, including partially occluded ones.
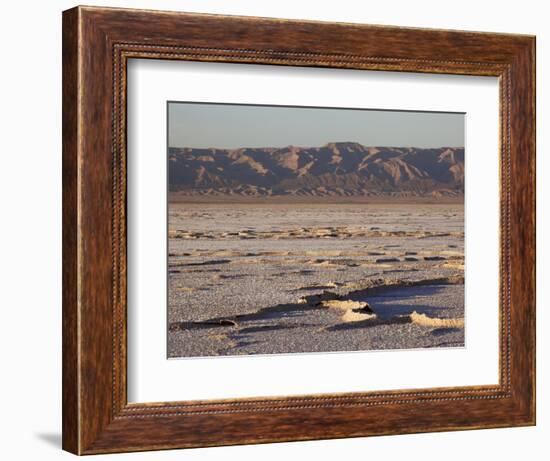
[167,203,465,358]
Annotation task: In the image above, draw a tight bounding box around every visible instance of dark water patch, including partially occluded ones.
[169,319,237,331]
[234,340,261,348]
[217,274,249,279]
[183,268,222,273]
[430,327,462,336]
[180,259,231,267]
[383,268,419,274]
[343,282,463,321]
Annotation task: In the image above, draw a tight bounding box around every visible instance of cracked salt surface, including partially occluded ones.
[167,203,464,358]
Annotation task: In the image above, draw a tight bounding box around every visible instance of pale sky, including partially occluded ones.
[168,102,464,149]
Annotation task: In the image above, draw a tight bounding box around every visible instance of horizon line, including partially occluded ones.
[168,142,465,151]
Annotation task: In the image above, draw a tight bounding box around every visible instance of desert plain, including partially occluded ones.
[167,202,465,358]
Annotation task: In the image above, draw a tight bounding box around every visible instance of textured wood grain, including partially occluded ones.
[62,5,536,455]
[61,7,79,454]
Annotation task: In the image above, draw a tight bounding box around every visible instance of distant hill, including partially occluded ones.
[168,142,464,199]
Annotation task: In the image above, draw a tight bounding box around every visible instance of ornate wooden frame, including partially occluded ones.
[62,5,536,455]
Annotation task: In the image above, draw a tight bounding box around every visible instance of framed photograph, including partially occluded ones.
[62,6,535,455]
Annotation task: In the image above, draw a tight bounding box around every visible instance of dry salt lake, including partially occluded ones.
[167,203,465,358]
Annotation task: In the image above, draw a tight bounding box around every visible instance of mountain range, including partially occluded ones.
[168,142,464,199]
